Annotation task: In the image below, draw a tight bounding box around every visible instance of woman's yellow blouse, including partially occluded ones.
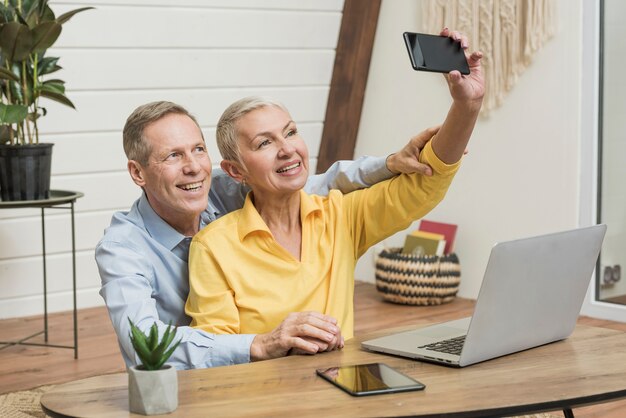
[186,141,460,339]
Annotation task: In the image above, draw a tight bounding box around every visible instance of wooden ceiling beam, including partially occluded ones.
[316,0,382,173]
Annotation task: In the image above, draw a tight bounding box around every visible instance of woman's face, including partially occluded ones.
[234,105,309,198]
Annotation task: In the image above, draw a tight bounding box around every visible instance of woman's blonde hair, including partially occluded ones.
[216,96,288,162]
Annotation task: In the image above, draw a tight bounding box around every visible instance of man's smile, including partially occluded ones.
[178,181,204,191]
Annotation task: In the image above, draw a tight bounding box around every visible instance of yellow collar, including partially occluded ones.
[237,190,323,241]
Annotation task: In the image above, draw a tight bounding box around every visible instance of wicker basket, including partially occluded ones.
[374,248,461,305]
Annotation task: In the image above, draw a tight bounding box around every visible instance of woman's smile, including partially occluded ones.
[276,161,302,175]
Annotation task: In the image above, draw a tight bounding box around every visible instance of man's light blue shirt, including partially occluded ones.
[96,157,393,369]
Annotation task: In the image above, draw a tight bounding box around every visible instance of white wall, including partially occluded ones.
[0,0,344,319]
[354,0,583,299]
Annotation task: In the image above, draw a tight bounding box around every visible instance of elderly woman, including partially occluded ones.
[187,31,484,350]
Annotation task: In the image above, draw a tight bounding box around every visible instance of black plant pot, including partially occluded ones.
[0,143,54,201]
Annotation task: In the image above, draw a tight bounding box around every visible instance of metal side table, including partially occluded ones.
[0,190,84,359]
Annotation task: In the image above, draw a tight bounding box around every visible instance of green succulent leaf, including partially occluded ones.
[149,350,165,369]
[128,319,181,371]
[129,324,153,366]
[0,22,34,62]
[56,7,94,25]
[148,323,159,351]
[39,88,75,108]
[0,103,28,124]
[155,340,181,370]
[0,67,19,82]
[31,21,61,53]
[161,325,178,350]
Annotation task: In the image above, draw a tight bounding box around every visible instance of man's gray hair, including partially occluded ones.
[216,96,288,162]
[123,101,203,165]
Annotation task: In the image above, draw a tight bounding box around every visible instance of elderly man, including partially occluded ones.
[96,101,432,370]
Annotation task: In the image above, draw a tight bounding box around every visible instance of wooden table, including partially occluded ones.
[41,324,626,418]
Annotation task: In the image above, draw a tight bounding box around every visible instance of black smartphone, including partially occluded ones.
[403,32,470,75]
[316,363,425,397]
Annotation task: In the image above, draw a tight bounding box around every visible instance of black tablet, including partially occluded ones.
[316,363,425,396]
[403,32,470,75]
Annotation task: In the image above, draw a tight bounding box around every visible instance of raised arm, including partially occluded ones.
[344,29,484,257]
[343,132,460,258]
[430,28,484,163]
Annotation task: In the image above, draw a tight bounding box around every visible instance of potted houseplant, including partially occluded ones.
[0,0,92,201]
[128,319,181,415]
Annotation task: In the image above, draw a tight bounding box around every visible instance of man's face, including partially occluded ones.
[130,113,212,230]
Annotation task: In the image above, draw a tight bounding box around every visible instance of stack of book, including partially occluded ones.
[402,220,458,257]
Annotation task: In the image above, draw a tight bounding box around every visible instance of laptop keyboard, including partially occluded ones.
[419,335,466,356]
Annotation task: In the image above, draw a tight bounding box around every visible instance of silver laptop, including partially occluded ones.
[362,225,607,367]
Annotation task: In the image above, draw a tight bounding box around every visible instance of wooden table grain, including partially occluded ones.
[41,324,626,418]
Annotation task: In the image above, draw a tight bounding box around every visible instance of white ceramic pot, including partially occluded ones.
[128,364,178,415]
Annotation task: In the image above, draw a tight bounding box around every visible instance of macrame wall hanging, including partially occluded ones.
[422,0,557,114]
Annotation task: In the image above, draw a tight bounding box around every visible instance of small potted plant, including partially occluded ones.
[0,0,92,201]
[128,319,181,415]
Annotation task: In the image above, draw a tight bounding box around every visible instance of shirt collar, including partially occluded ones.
[237,190,322,241]
[205,199,221,223]
[138,193,188,252]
